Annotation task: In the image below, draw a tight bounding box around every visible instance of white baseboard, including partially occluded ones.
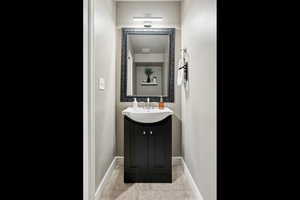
[172,156,182,160]
[94,157,117,200]
[94,156,203,200]
[179,157,204,200]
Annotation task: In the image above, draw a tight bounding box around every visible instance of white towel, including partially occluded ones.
[177,59,184,86]
[177,68,184,86]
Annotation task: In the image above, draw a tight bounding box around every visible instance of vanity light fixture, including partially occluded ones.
[133,17,163,22]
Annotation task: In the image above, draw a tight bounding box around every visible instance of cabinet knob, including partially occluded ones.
[150,131,152,135]
[143,131,146,135]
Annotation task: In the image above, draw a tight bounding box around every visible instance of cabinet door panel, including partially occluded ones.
[148,116,172,170]
[124,117,148,170]
[130,124,148,169]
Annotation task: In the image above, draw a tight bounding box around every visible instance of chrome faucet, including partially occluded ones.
[146,98,151,109]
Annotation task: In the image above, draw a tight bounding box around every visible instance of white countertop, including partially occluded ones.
[122,107,173,123]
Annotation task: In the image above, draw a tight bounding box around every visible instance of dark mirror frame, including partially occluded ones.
[120,28,175,102]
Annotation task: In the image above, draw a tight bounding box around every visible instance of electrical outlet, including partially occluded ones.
[98,78,105,90]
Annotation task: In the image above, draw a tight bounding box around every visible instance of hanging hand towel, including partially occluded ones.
[177,59,184,86]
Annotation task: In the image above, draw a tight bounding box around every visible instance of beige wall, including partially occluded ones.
[116,1,182,156]
[94,0,116,191]
[181,0,217,200]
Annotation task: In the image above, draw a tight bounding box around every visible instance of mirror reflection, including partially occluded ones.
[126,34,170,97]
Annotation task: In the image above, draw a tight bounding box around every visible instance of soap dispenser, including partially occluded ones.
[159,96,165,109]
[132,98,138,109]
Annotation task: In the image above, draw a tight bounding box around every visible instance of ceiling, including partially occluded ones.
[128,35,169,54]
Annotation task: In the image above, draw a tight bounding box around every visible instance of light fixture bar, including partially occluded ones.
[133,17,163,22]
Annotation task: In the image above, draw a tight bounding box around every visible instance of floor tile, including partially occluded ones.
[99,158,201,200]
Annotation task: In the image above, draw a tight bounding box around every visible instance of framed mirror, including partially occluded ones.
[121,28,175,102]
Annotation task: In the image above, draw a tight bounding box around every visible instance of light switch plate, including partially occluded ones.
[99,78,105,90]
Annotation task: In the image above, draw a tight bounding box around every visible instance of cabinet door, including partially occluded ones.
[124,117,148,170]
[148,116,172,172]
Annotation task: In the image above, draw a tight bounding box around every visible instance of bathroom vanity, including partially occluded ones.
[122,107,173,183]
[120,28,175,183]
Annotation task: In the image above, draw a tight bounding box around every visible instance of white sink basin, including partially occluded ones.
[122,107,173,123]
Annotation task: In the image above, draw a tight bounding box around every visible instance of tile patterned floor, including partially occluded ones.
[99,158,200,200]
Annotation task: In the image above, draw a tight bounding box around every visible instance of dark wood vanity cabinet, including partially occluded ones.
[124,116,172,183]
